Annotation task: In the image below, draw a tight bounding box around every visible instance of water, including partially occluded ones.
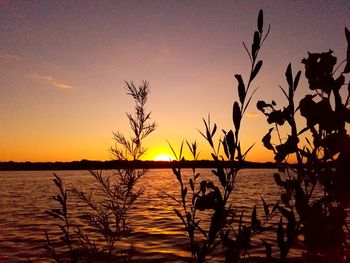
[0,169,324,262]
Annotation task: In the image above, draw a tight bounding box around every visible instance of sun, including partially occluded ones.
[154,153,174,161]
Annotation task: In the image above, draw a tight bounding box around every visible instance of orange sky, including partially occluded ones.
[0,1,349,162]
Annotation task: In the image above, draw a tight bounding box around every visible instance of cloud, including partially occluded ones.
[27,73,54,81]
[27,73,73,90]
[53,82,73,89]
[0,53,22,63]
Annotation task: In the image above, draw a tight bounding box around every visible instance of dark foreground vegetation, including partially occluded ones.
[35,9,350,262]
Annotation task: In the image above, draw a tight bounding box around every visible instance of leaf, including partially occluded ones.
[226,130,235,160]
[344,27,350,73]
[212,123,217,137]
[241,143,255,160]
[285,63,293,89]
[179,141,184,160]
[260,197,270,218]
[243,88,258,114]
[222,137,229,159]
[163,191,181,204]
[262,128,274,152]
[167,140,178,161]
[252,31,260,57]
[235,74,246,104]
[182,187,187,199]
[46,210,64,220]
[257,9,263,33]
[294,71,301,91]
[251,205,261,230]
[236,143,242,162]
[279,85,289,100]
[250,60,263,82]
[261,240,272,262]
[277,217,287,259]
[174,209,186,226]
[189,178,194,192]
[232,102,241,131]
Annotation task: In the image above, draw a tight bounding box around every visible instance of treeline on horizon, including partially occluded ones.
[0,159,277,171]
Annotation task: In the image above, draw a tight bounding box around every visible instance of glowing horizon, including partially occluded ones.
[1,1,348,163]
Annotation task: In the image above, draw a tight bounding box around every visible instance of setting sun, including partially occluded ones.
[154,154,174,161]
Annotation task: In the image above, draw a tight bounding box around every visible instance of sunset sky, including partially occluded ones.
[1,1,349,162]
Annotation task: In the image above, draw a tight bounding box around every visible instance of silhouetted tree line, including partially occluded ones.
[0,159,276,171]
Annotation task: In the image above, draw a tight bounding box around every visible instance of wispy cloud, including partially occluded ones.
[0,53,22,63]
[53,82,73,89]
[27,73,54,81]
[27,73,73,90]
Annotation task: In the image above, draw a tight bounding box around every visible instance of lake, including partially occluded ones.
[0,168,330,262]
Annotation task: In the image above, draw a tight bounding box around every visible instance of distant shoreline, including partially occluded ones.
[0,160,277,171]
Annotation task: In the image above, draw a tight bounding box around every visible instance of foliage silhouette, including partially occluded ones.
[257,28,350,262]
[42,10,350,263]
[168,10,273,263]
[45,81,156,261]
[45,173,78,262]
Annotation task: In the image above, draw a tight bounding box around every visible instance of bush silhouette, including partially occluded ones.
[257,28,350,262]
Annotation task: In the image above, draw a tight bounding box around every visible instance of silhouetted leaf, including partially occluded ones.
[251,205,261,230]
[345,27,350,73]
[182,187,187,199]
[46,210,64,220]
[252,31,260,57]
[237,143,243,162]
[242,143,255,160]
[261,240,272,262]
[222,137,229,159]
[233,102,241,131]
[195,221,208,239]
[262,128,274,151]
[226,130,235,160]
[257,9,263,33]
[256,100,269,113]
[294,71,301,91]
[285,63,293,90]
[174,209,186,226]
[213,168,226,188]
[189,178,194,192]
[243,88,258,114]
[277,217,287,259]
[163,191,181,204]
[200,180,207,194]
[168,140,178,161]
[179,141,184,160]
[212,123,217,137]
[250,60,263,82]
[261,197,269,218]
[235,74,246,104]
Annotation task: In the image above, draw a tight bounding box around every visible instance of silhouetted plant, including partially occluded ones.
[72,81,156,257]
[169,10,271,263]
[257,28,350,262]
[46,81,156,261]
[45,173,78,262]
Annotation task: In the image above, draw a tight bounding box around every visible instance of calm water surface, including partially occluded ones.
[0,169,335,262]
